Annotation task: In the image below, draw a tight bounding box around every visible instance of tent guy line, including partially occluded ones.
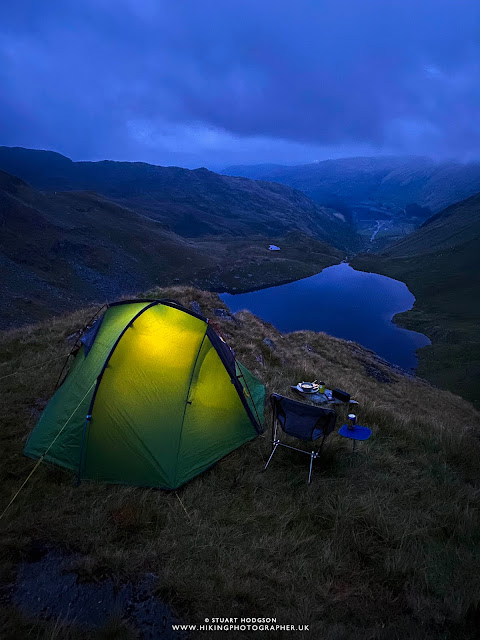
[0,354,70,382]
[0,379,97,523]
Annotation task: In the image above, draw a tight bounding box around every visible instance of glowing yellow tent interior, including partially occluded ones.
[24,299,265,489]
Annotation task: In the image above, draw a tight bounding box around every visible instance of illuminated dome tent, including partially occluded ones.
[25,300,265,489]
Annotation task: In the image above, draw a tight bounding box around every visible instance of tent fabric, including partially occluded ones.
[24,300,265,490]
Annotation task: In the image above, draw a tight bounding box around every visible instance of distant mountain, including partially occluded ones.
[223,156,480,213]
[0,146,356,250]
[352,192,480,406]
[0,169,344,328]
[220,163,287,180]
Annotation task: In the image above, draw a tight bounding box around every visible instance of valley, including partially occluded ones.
[351,203,425,251]
[219,157,480,407]
[224,156,480,249]
[1,146,479,410]
[0,160,346,329]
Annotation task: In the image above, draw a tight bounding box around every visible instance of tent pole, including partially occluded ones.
[77,414,91,485]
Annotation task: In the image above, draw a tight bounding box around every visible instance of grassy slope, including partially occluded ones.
[352,246,480,406]
[1,287,480,639]
[352,193,480,408]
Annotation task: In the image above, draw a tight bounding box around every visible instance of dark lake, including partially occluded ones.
[220,263,431,371]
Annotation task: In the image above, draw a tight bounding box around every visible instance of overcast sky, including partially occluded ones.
[1,0,479,169]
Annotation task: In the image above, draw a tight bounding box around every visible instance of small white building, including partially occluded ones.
[268,245,281,251]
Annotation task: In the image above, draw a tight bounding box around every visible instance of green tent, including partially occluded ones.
[25,299,265,489]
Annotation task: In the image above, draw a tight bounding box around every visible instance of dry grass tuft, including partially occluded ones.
[1,287,480,639]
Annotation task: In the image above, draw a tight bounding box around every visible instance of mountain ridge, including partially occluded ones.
[222,155,480,213]
[0,146,357,249]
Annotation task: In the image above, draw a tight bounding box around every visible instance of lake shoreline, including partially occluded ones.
[350,252,480,409]
[220,263,430,371]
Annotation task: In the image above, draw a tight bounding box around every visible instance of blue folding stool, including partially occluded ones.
[338,424,372,452]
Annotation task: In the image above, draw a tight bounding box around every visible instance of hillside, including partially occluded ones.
[1,287,479,638]
[379,192,480,257]
[223,156,480,248]
[352,192,480,407]
[0,147,357,249]
[0,170,344,328]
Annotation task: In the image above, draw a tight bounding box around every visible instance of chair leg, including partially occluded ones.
[264,442,279,471]
[308,451,315,484]
[308,433,327,484]
[317,432,327,457]
[264,406,280,473]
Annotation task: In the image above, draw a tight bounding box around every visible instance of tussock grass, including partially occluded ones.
[1,287,480,639]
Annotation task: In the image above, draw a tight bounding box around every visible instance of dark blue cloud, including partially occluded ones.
[0,0,479,167]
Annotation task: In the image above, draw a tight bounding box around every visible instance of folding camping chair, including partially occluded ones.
[264,393,337,484]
